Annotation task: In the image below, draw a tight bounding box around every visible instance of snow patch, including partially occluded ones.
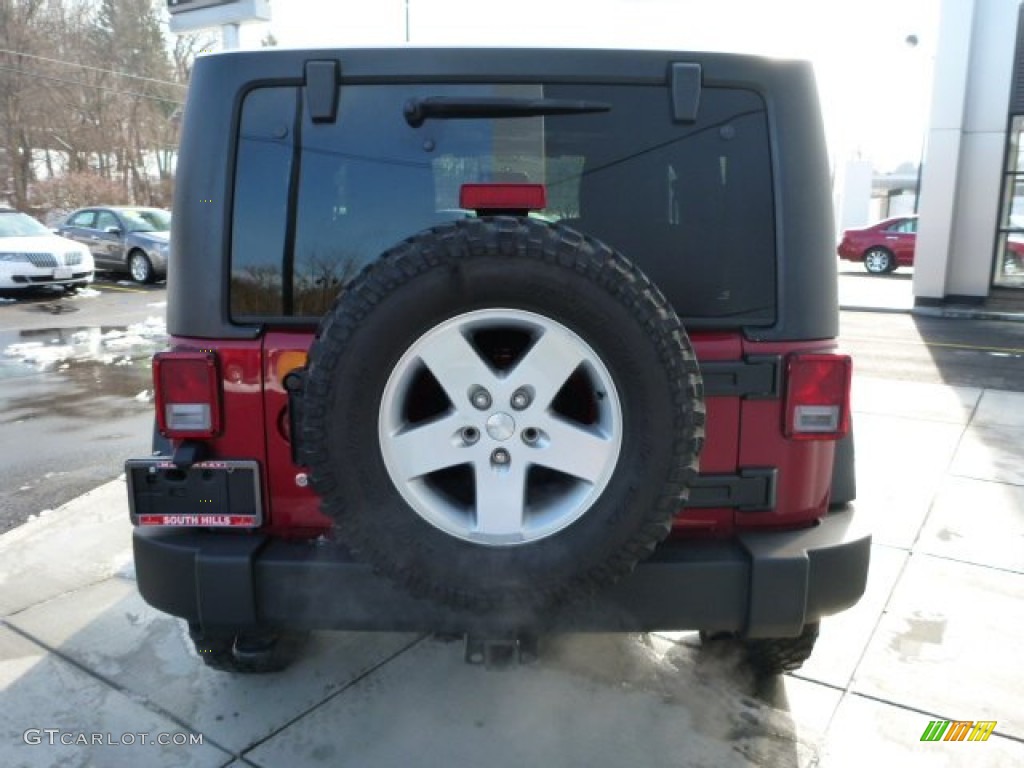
[2,316,167,370]
[4,341,76,367]
[113,553,136,580]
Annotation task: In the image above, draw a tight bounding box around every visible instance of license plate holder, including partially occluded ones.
[125,459,262,527]
[53,267,73,279]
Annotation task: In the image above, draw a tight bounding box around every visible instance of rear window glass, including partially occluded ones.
[231,82,775,325]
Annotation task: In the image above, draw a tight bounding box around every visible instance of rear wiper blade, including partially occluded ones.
[403,97,610,127]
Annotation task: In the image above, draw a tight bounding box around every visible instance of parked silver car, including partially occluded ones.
[58,206,171,284]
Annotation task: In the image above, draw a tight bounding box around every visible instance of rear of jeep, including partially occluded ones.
[126,48,869,674]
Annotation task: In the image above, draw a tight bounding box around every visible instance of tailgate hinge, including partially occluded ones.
[700,355,780,398]
[687,468,777,512]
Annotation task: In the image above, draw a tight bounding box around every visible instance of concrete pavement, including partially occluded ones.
[838,262,1024,322]
[1,372,1023,768]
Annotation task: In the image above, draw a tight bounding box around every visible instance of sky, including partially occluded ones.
[207,0,942,173]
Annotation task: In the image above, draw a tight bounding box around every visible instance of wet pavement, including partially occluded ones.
[0,282,167,533]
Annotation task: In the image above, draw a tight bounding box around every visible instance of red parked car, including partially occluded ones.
[837,215,917,274]
[839,215,1024,276]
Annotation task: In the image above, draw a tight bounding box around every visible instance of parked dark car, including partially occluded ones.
[58,206,171,284]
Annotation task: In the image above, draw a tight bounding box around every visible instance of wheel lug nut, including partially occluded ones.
[510,387,532,410]
[491,448,510,465]
[470,387,492,410]
[521,427,540,445]
[461,427,480,445]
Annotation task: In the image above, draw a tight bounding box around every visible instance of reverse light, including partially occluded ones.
[784,353,852,440]
[154,351,222,438]
[459,183,547,213]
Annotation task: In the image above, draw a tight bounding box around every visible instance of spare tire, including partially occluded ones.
[300,217,704,612]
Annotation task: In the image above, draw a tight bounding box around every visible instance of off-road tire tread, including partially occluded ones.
[300,217,704,612]
[701,622,820,675]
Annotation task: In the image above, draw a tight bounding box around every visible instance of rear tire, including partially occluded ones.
[863,248,893,275]
[187,623,302,674]
[699,622,820,675]
[128,250,155,284]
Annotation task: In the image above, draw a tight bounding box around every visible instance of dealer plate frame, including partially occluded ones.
[125,459,263,528]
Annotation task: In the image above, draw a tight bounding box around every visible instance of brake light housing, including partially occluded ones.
[154,351,222,439]
[459,183,547,213]
[784,353,852,440]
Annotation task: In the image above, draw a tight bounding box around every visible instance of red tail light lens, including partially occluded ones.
[154,351,222,438]
[784,353,852,440]
[459,183,547,212]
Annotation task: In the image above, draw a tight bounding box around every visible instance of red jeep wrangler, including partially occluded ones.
[127,48,868,674]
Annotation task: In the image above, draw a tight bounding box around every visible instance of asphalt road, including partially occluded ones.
[0,272,1021,533]
[841,311,1024,391]
[0,278,166,534]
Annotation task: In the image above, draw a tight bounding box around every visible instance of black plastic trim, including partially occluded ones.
[829,428,857,506]
[304,60,340,123]
[133,505,870,637]
[171,440,207,469]
[283,368,306,465]
[688,468,777,512]
[700,356,780,398]
[669,62,702,122]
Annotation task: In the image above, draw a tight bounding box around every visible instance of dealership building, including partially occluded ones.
[914,0,1024,306]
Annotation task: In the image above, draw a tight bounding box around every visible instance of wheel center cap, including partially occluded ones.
[485,412,516,441]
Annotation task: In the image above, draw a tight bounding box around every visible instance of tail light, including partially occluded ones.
[153,351,222,438]
[784,353,851,440]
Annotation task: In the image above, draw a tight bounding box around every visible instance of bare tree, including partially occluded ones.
[0,0,48,208]
[4,0,192,213]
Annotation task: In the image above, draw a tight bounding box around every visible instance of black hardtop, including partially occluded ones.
[168,47,837,342]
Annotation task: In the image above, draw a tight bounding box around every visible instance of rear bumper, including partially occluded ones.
[836,243,859,261]
[4,270,94,287]
[133,505,870,638]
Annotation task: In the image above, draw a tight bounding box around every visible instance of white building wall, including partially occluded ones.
[914,0,1018,302]
[836,159,874,236]
[913,0,975,301]
[947,133,1006,295]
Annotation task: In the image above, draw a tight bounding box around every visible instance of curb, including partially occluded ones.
[911,306,1024,323]
[840,304,1024,323]
[839,304,913,315]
